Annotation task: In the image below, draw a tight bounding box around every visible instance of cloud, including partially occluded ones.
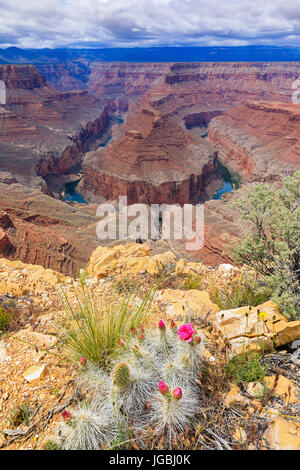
[0,0,300,48]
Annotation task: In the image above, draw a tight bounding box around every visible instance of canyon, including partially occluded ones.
[80,62,300,203]
[0,65,110,188]
[207,101,300,181]
[0,60,299,274]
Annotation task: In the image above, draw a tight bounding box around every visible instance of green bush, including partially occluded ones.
[226,350,268,385]
[230,172,300,319]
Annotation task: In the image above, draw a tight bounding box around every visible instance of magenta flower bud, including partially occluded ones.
[195,336,201,343]
[62,409,72,422]
[159,381,169,395]
[173,387,182,400]
[158,320,166,330]
[138,333,144,341]
[80,356,86,366]
[120,338,125,346]
[131,327,137,335]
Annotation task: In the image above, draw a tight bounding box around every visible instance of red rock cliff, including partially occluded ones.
[0,64,110,187]
[207,101,300,181]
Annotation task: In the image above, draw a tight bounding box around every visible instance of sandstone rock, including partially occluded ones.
[246,381,265,398]
[174,258,206,276]
[265,410,300,450]
[214,301,300,355]
[274,321,300,348]
[161,289,219,321]
[86,243,176,278]
[87,243,150,278]
[23,365,47,384]
[224,384,250,408]
[264,375,299,404]
[0,257,70,298]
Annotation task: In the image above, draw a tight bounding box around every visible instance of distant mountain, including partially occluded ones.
[1,46,300,63]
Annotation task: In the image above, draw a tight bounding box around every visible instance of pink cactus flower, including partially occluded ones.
[159,381,169,395]
[80,356,86,366]
[158,320,166,330]
[62,409,72,422]
[173,387,182,400]
[177,323,196,343]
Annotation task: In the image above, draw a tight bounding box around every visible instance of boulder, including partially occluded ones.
[214,301,300,355]
[86,243,176,278]
[161,289,219,321]
[174,258,206,276]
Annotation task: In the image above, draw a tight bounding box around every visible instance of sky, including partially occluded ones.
[0,0,300,49]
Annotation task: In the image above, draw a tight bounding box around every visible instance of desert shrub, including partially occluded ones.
[230,171,300,319]
[60,275,158,368]
[181,273,204,291]
[54,321,206,449]
[209,272,271,310]
[0,306,13,331]
[226,350,269,386]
